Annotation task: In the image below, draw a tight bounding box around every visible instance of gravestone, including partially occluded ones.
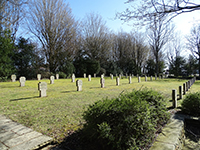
[150,76,152,81]
[84,73,86,78]
[129,76,132,84]
[159,75,161,80]
[76,80,82,91]
[11,74,16,82]
[110,74,113,80]
[94,74,96,78]
[138,76,141,83]
[119,75,121,79]
[145,75,147,82]
[19,77,26,87]
[38,82,47,97]
[56,74,59,80]
[155,74,157,80]
[116,77,120,86]
[71,74,75,82]
[37,74,41,80]
[50,76,55,84]
[126,73,128,78]
[88,75,91,81]
[100,77,105,88]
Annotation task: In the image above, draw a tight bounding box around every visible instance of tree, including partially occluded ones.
[26,0,78,73]
[81,13,111,73]
[0,29,15,78]
[0,0,27,40]
[148,14,174,75]
[111,31,149,75]
[184,54,198,76]
[187,23,200,74]
[13,37,42,79]
[118,0,200,25]
[169,56,186,77]
[167,31,186,76]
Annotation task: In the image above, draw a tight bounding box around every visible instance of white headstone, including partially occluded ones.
[110,74,113,80]
[50,76,55,84]
[129,76,132,84]
[11,74,16,82]
[88,75,91,81]
[76,80,82,91]
[71,74,75,82]
[37,74,41,80]
[19,77,26,87]
[56,74,59,80]
[38,82,47,97]
[138,76,141,83]
[116,77,120,86]
[84,73,86,78]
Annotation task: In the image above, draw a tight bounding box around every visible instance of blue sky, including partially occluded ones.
[66,0,200,35]
[66,0,133,32]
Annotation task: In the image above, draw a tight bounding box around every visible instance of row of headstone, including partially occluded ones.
[15,74,164,88]
[172,77,196,108]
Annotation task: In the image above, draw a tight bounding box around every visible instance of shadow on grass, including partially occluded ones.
[89,87,100,89]
[51,129,109,150]
[0,85,19,88]
[10,96,39,101]
[61,90,77,93]
[184,118,200,149]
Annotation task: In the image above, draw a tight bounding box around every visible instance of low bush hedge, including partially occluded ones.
[82,88,170,150]
[181,92,200,117]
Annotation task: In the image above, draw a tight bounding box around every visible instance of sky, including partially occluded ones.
[18,0,200,58]
[66,0,200,34]
[66,0,133,32]
[65,0,200,58]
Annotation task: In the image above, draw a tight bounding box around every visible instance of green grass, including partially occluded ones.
[0,77,198,142]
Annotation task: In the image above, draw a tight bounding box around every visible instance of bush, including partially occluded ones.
[58,72,67,79]
[82,88,170,150]
[181,92,200,117]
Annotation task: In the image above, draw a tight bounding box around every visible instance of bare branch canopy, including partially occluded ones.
[118,0,200,25]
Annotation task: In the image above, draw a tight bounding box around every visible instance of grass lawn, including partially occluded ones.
[0,76,198,142]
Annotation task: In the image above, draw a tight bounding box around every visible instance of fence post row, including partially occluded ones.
[172,77,196,108]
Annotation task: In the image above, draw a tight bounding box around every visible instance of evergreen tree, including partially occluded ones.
[0,29,15,79]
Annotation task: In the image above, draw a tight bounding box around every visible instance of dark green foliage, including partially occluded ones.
[59,61,75,77]
[169,56,186,77]
[13,37,42,79]
[181,92,200,117]
[57,72,67,79]
[74,57,100,76]
[0,29,15,78]
[82,88,170,150]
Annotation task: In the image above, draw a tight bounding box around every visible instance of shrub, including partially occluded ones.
[181,92,200,117]
[82,88,170,150]
[58,72,67,79]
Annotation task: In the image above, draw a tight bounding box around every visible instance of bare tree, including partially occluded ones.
[0,0,27,39]
[148,14,174,75]
[81,13,111,68]
[26,0,78,73]
[118,0,200,25]
[112,31,149,74]
[167,32,183,66]
[187,23,200,74]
